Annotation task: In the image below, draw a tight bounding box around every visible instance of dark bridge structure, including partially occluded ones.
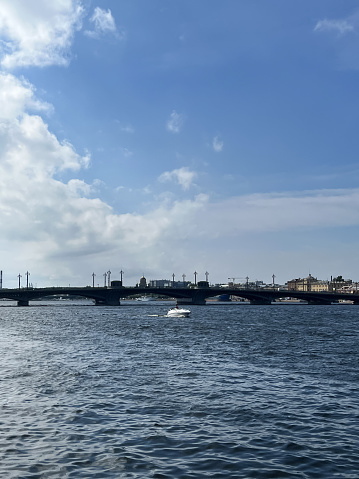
[0,285,359,306]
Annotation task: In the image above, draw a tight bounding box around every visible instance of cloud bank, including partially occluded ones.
[0,0,83,69]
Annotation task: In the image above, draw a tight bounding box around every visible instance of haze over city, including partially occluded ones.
[1,1,359,288]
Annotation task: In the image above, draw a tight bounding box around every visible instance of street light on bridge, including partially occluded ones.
[25,271,30,289]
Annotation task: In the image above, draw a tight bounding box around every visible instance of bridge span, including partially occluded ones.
[0,285,358,306]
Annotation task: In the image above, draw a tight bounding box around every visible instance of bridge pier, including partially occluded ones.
[17,299,29,306]
[94,291,120,306]
[95,298,120,306]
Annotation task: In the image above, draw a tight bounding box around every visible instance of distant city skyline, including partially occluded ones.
[1,1,359,288]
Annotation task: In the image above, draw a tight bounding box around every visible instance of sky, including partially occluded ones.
[1,0,359,288]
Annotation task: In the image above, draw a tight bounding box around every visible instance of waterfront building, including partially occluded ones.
[310,281,331,292]
[288,274,354,293]
[288,274,323,292]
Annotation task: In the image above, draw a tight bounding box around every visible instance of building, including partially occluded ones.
[309,281,331,292]
[139,276,147,288]
[287,274,354,292]
[287,274,323,292]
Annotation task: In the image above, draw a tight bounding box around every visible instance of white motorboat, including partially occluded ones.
[167,306,191,317]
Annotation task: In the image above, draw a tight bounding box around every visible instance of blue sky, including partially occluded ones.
[1,0,359,287]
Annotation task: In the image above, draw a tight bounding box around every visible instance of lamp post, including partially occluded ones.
[25,271,30,289]
[194,271,197,286]
[92,272,96,288]
[18,274,22,289]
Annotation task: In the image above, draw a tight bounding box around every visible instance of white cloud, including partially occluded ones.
[0,72,51,119]
[119,124,135,134]
[0,74,201,286]
[212,135,223,152]
[0,0,83,69]
[198,189,359,236]
[313,11,359,69]
[85,7,120,39]
[158,167,197,190]
[120,147,133,158]
[314,19,355,36]
[166,110,184,133]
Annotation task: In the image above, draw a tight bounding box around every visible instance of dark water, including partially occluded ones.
[1,301,359,478]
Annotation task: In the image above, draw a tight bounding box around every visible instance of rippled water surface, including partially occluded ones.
[1,301,359,478]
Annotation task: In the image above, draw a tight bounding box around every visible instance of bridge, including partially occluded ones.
[0,285,358,306]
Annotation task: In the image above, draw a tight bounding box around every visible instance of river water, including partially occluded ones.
[0,301,358,478]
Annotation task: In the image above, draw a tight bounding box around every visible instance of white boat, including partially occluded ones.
[167,306,191,317]
[136,296,156,301]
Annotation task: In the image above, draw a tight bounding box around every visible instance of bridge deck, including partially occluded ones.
[0,286,358,306]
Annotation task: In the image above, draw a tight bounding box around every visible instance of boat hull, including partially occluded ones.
[167,308,191,317]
